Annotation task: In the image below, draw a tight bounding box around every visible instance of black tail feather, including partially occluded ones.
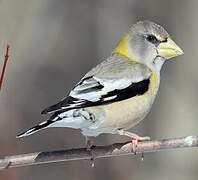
[16,120,54,138]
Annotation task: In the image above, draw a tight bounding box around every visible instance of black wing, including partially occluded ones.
[41,76,150,114]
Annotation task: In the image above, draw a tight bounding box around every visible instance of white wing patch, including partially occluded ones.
[103,95,117,101]
[70,77,132,102]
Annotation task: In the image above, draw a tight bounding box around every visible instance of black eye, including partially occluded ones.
[146,35,159,44]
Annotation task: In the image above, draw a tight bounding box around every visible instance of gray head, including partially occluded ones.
[127,21,183,71]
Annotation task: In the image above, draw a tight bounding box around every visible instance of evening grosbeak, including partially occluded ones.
[17,21,183,151]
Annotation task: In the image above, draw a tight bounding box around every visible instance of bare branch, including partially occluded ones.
[0,135,197,170]
[0,45,10,91]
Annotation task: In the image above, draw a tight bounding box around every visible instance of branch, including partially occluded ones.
[0,45,10,91]
[0,135,197,170]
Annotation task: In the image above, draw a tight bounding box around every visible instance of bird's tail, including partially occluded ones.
[16,119,57,138]
[17,109,91,138]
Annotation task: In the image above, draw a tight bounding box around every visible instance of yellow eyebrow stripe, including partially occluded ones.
[156,34,166,42]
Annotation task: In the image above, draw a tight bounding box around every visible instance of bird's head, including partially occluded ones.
[113,20,183,71]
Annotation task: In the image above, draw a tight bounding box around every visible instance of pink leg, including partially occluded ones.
[85,136,95,167]
[118,130,150,153]
[85,136,92,149]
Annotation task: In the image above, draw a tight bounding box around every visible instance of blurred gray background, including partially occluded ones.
[0,0,197,179]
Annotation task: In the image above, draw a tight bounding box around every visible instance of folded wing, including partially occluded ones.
[41,73,150,114]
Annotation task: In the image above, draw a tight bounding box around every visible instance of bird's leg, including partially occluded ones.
[84,136,95,167]
[118,130,150,154]
[85,136,92,150]
[125,131,150,154]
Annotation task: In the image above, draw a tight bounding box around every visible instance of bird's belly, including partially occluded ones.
[99,93,155,131]
[82,77,159,137]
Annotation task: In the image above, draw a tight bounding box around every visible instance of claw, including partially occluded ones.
[141,153,144,161]
[87,145,96,168]
[90,157,95,167]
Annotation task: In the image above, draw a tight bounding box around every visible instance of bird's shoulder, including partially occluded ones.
[84,54,150,81]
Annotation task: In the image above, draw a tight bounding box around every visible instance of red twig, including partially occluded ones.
[0,45,10,91]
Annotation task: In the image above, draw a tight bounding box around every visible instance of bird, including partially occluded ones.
[17,21,183,151]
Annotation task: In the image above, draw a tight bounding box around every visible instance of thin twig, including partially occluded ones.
[0,135,197,170]
[0,45,10,91]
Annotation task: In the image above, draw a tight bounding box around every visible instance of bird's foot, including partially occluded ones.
[118,130,150,154]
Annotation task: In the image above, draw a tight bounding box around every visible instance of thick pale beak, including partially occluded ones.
[157,37,184,59]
